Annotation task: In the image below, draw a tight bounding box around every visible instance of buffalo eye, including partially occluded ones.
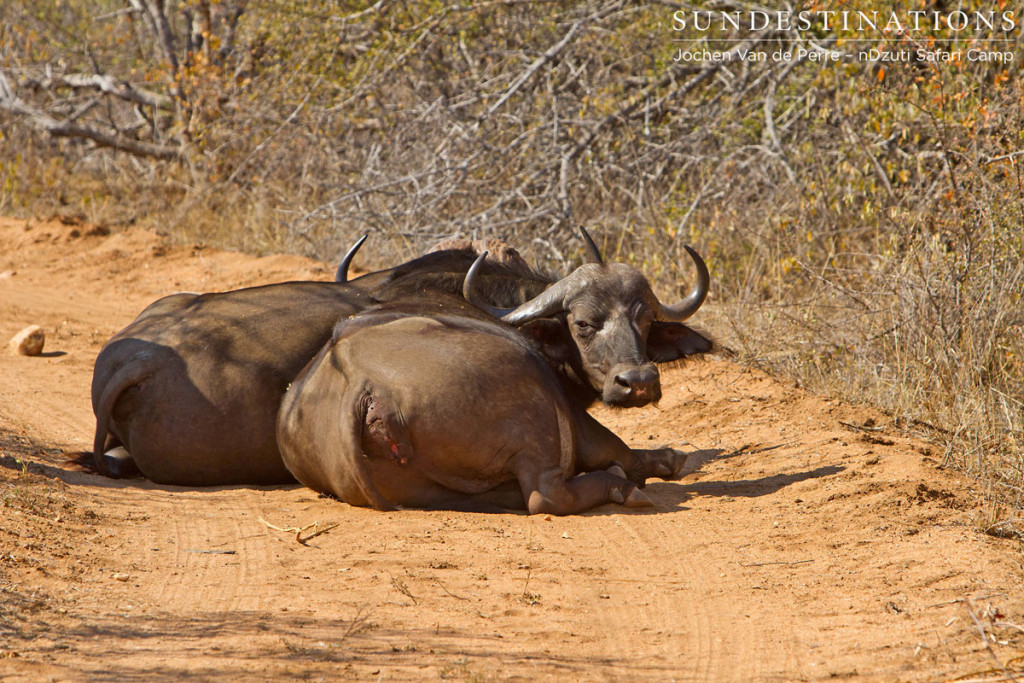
[572,319,599,342]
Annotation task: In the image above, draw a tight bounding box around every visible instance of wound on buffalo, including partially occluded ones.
[359,391,411,465]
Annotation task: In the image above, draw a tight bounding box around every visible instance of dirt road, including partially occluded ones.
[1,216,1021,681]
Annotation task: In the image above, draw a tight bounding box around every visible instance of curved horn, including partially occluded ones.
[463,251,516,318]
[579,226,604,265]
[334,234,368,282]
[501,279,571,325]
[656,245,710,322]
[464,251,572,324]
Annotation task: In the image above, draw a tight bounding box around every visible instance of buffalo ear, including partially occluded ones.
[647,322,713,363]
[519,319,571,365]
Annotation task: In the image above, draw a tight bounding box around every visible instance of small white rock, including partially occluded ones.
[9,325,45,356]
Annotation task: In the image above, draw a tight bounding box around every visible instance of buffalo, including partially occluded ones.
[347,229,714,484]
[90,241,374,485]
[91,230,710,489]
[277,293,655,514]
[347,229,711,408]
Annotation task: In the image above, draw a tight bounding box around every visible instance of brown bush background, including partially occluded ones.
[2,0,1022,507]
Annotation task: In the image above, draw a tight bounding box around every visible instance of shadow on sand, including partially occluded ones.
[1,433,843,515]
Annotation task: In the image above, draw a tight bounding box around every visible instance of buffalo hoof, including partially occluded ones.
[606,464,651,508]
[637,447,692,480]
[609,461,649,488]
[101,447,141,479]
[624,487,653,508]
[606,463,628,479]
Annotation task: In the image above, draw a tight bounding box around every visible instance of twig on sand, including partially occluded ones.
[390,575,418,605]
[739,559,814,567]
[257,516,337,545]
[299,523,339,544]
[994,621,1024,635]
[964,597,1021,683]
[185,548,237,555]
[924,593,1007,610]
[950,675,1022,683]
[341,604,372,641]
[434,577,471,601]
[838,420,885,432]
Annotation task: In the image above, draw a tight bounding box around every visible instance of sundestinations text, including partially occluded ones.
[671,10,1017,33]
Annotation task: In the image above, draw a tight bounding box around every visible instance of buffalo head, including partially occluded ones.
[465,229,712,407]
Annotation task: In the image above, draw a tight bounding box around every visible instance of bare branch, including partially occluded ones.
[33,73,173,111]
[130,0,179,75]
[0,72,182,160]
[94,7,142,22]
[566,38,758,166]
[486,15,591,117]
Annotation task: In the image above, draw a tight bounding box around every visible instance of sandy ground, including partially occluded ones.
[0,215,1022,682]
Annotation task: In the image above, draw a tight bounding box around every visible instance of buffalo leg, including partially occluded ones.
[518,465,651,516]
[572,410,690,485]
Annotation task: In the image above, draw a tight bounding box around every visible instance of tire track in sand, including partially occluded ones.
[547,503,791,681]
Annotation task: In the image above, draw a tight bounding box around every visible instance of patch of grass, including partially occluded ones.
[440,658,485,682]
[0,456,75,522]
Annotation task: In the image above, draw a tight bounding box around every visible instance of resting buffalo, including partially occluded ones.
[349,229,711,407]
[346,229,714,483]
[90,243,374,485]
[87,234,511,487]
[92,229,709,488]
[277,297,655,514]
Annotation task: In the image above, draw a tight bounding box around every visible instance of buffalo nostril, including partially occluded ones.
[609,366,660,402]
